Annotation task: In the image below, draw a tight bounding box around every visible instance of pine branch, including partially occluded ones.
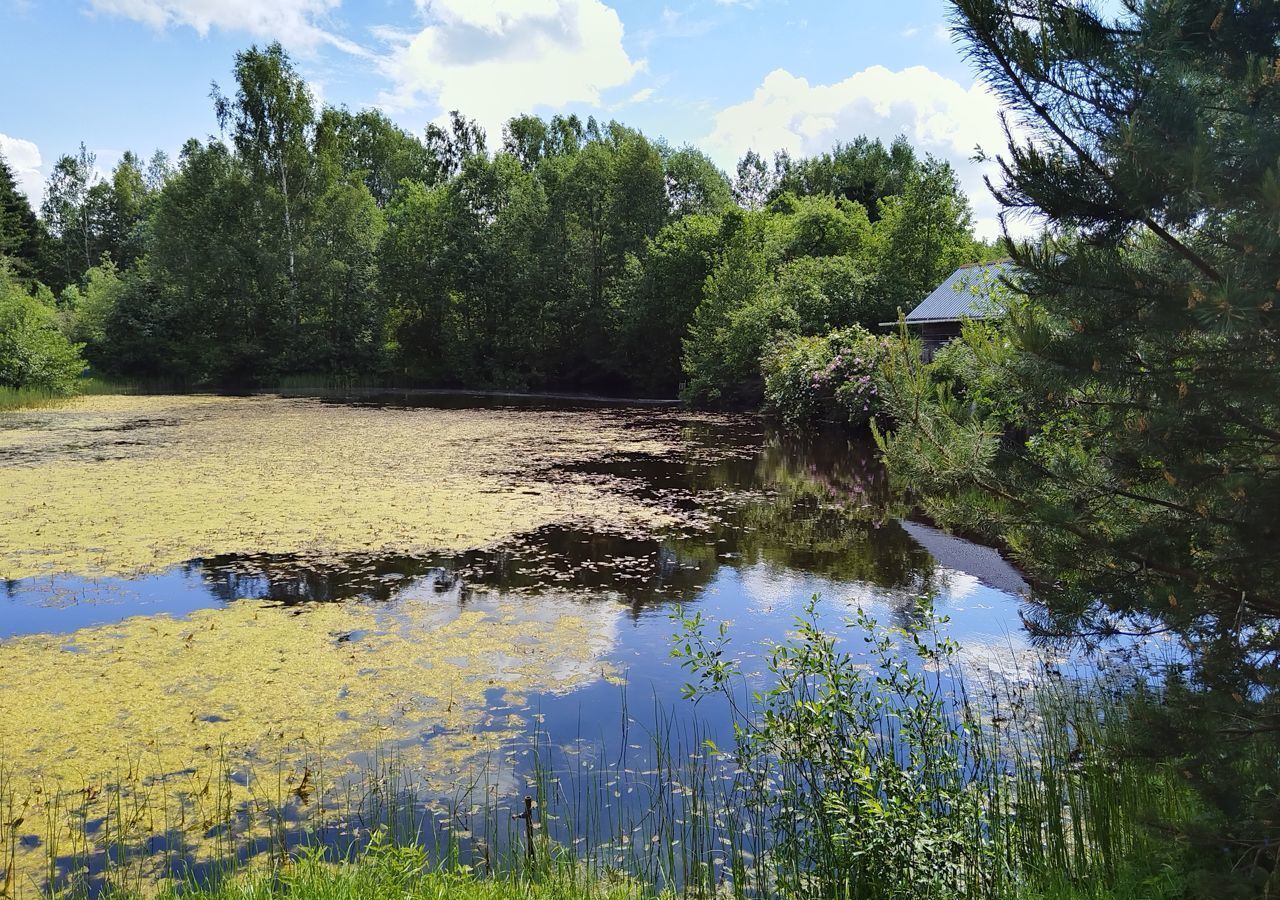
[960,0,1226,283]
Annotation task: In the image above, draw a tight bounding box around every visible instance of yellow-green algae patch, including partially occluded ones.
[0,394,689,580]
[0,593,622,892]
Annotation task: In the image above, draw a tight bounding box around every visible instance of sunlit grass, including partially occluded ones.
[151,843,660,900]
[0,377,138,411]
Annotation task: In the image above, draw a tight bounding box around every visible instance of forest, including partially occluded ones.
[0,43,989,403]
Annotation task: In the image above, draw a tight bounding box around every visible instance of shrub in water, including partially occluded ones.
[674,597,997,899]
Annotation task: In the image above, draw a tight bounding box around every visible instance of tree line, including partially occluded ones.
[0,43,989,399]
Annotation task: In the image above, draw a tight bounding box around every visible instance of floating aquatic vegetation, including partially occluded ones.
[0,591,622,890]
[0,395,720,580]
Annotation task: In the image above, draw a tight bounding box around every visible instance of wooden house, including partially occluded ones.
[888,260,1016,359]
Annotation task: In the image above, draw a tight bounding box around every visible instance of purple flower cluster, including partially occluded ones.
[813,338,884,421]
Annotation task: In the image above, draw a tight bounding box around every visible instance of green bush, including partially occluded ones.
[0,262,85,392]
[675,598,1199,900]
[681,241,781,407]
[676,598,995,899]
[762,326,897,429]
[774,254,874,333]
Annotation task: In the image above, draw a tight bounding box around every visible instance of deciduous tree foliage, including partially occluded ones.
[0,262,84,392]
[3,43,982,397]
[615,214,723,397]
[42,144,100,289]
[300,181,387,376]
[212,43,316,291]
[682,185,976,407]
[867,160,977,315]
[878,0,1280,882]
[774,135,918,219]
[663,145,734,219]
[98,151,151,269]
[315,108,434,207]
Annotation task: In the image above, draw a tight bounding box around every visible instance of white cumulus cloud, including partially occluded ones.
[377,0,642,139]
[0,134,44,204]
[86,0,368,54]
[702,66,1024,239]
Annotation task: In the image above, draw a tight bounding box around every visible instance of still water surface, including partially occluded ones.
[4,393,1028,642]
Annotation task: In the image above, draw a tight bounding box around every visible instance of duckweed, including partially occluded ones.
[0,593,622,889]
[0,395,695,580]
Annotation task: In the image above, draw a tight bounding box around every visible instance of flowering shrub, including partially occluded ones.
[762,326,896,429]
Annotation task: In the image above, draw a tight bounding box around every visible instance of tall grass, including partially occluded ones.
[0,377,140,411]
[158,833,659,900]
[0,601,1199,900]
[663,598,1194,899]
[273,374,416,393]
[985,680,1194,899]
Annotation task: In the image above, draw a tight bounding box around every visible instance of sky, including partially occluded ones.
[0,0,1020,237]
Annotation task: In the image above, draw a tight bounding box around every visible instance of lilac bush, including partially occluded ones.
[762,326,897,429]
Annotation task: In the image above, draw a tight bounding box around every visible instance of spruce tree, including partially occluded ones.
[0,152,51,284]
[880,0,1279,882]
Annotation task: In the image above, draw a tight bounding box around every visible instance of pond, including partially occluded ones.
[0,393,1120,891]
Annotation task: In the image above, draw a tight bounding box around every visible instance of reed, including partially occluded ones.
[0,385,72,411]
[0,377,140,411]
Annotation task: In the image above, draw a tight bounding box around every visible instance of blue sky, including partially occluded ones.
[0,0,1015,235]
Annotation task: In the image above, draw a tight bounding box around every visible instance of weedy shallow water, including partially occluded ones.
[0,395,716,581]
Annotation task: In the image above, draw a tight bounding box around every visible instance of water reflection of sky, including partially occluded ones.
[2,405,1042,671]
[3,397,1179,893]
[3,405,1046,705]
[2,523,1032,650]
[1,513,1044,784]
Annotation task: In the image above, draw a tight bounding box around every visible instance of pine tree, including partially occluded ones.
[880,0,1280,881]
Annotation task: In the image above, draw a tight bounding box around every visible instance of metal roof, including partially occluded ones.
[902,261,1017,324]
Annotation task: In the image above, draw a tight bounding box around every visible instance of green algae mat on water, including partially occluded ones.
[0,593,624,891]
[0,394,718,893]
[0,394,699,581]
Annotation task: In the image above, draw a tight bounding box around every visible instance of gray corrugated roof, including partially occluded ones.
[903,261,1017,323]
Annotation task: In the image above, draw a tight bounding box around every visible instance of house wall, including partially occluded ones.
[917,322,963,361]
